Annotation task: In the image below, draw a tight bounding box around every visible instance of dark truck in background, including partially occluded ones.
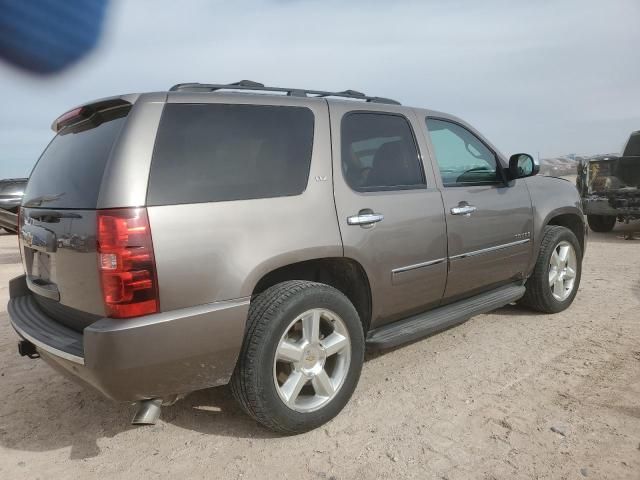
[577,131,640,232]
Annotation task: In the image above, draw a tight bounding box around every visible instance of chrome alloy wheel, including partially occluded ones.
[273,308,351,413]
[548,240,578,301]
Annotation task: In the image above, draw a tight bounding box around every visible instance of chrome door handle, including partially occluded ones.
[450,205,477,216]
[347,212,384,226]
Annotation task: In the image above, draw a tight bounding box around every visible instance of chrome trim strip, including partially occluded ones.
[11,321,85,365]
[392,258,447,274]
[449,238,531,260]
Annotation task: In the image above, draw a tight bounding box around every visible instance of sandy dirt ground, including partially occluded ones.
[0,223,638,480]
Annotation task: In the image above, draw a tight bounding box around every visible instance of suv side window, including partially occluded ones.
[426,118,499,187]
[341,113,425,191]
[147,104,314,206]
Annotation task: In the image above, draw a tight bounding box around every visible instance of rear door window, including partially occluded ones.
[341,113,425,191]
[147,104,315,205]
[23,108,129,209]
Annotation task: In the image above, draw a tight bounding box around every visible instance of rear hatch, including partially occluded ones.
[20,103,131,331]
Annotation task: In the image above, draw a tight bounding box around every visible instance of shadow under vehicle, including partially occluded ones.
[577,131,640,232]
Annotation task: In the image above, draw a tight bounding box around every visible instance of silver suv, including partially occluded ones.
[8,81,586,433]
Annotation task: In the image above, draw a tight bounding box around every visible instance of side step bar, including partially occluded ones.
[366,284,526,349]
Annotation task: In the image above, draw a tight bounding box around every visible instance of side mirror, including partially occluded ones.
[508,153,539,179]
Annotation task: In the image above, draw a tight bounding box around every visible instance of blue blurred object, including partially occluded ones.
[0,0,108,74]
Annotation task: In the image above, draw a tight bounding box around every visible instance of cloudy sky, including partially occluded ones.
[1,0,639,178]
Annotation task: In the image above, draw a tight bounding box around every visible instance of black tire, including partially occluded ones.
[230,280,365,434]
[519,225,582,313]
[587,214,616,233]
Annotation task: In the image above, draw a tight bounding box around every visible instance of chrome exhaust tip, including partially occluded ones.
[131,398,162,425]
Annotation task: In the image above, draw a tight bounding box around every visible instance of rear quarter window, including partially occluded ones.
[147,104,315,206]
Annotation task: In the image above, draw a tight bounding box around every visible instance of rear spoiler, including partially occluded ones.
[51,94,139,132]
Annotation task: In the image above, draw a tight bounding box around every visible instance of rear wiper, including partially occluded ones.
[29,210,82,221]
[23,193,66,207]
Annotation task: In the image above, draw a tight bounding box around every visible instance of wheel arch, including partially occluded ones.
[526,207,586,278]
[544,210,586,256]
[249,257,373,334]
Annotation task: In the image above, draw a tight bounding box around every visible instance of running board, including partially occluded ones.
[366,284,526,349]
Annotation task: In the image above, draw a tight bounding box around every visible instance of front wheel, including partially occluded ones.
[230,281,364,434]
[587,214,616,232]
[519,225,582,313]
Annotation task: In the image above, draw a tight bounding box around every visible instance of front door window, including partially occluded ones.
[426,118,499,187]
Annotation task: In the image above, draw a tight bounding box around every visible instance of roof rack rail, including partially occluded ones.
[169,80,401,105]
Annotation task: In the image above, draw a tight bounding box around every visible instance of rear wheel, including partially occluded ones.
[519,225,582,313]
[230,281,364,434]
[587,214,616,232]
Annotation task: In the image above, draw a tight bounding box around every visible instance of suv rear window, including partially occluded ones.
[147,104,315,206]
[24,108,129,209]
[623,133,640,157]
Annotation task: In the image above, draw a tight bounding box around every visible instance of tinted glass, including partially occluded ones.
[426,118,499,186]
[341,113,424,191]
[24,109,129,208]
[623,133,640,156]
[147,104,314,205]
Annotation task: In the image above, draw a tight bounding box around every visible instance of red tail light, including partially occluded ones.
[97,208,159,318]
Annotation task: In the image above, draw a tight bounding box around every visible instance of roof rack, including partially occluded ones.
[169,80,401,105]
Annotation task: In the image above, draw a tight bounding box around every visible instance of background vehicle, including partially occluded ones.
[0,178,27,233]
[7,81,586,433]
[577,130,640,232]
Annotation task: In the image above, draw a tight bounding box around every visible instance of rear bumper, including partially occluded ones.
[583,195,640,217]
[583,196,619,216]
[7,275,249,402]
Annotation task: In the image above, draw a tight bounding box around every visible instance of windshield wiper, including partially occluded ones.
[28,210,82,221]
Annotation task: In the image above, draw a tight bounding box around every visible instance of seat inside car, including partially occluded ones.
[366,140,419,187]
